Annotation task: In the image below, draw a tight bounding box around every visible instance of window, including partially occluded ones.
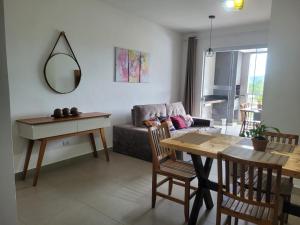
[247,52,268,109]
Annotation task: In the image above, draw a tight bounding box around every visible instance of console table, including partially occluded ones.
[17,112,111,186]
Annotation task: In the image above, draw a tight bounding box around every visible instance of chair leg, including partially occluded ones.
[234,218,238,225]
[284,195,291,223]
[184,181,190,222]
[216,208,222,225]
[152,171,157,208]
[285,177,293,223]
[168,178,173,195]
[239,121,245,136]
[280,214,285,225]
[226,216,232,225]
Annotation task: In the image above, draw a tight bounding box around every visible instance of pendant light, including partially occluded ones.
[225,0,245,10]
[206,15,215,57]
[233,0,244,10]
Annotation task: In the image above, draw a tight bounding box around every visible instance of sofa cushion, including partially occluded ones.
[143,118,161,128]
[159,116,176,131]
[133,103,167,127]
[171,115,187,129]
[166,102,186,116]
[181,114,194,127]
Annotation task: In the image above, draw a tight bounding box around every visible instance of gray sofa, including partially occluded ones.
[113,102,220,161]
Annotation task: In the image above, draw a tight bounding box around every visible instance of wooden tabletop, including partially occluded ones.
[160,132,300,179]
[222,147,289,166]
[16,112,111,125]
[161,132,243,159]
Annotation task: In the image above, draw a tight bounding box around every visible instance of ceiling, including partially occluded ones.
[100,0,272,32]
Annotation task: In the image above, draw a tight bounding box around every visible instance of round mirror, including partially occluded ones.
[44,53,81,94]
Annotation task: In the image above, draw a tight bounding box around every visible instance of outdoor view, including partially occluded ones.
[247,52,268,109]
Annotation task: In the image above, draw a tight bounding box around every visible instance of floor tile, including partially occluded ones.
[16,151,300,225]
[42,203,123,225]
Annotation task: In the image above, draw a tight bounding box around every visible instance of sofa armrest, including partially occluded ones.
[192,117,211,127]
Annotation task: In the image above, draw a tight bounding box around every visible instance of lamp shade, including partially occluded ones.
[206,48,215,57]
[234,0,244,10]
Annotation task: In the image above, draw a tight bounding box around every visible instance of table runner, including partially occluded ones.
[173,132,214,145]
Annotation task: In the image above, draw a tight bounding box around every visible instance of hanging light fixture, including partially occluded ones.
[206,15,215,57]
[233,0,244,10]
[224,0,245,10]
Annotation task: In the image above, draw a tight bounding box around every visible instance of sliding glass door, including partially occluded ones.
[246,51,268,109]
[200,48,268,136]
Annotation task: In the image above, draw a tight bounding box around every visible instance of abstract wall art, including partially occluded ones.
[114,47,150,83]
[115,48,129,82]
[128,50,141,83]
[140,52,150,83]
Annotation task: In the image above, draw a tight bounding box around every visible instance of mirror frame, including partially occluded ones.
[44,31,82,94]
[44,52,82,94]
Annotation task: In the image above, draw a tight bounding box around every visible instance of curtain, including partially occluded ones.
[184,37,198,115]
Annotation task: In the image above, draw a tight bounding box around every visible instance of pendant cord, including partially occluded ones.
[209,18,212,49]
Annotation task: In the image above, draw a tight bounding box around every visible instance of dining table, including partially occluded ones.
[160,131,300,225]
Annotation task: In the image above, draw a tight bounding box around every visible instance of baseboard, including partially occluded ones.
[15,148,112,180]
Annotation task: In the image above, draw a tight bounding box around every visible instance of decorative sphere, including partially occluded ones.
[62,108,70,116]
[53,108,62,118]
[70,107,79,115]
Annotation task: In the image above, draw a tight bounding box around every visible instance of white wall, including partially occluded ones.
[4,0,182,172]
[263,0,300,136]
[181,22,270,116]
[240,53,251,105]
[201,55,215,119]
[0,0,17,224]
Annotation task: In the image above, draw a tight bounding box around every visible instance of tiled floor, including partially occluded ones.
[215,123,242,136]
[16,151,300,225]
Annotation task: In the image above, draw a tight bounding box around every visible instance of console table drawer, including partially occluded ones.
[77,117,111,132]
[18,121,77,140]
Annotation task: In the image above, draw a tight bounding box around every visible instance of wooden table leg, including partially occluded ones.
[89,133,98,158]
[23,140,34,180]
[99,128,109,162]
[283,201,300,218]
[188,155,214,225]
[33,139,47,186]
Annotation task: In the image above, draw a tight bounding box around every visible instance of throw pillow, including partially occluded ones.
[170,115,187,130]
[159,116,176,131]
[143,118,161,128]
[181,114,194,127]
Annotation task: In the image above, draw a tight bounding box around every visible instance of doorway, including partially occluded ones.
[200,48,268,135]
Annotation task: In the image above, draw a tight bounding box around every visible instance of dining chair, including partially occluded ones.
[148,123,197,222]
[216,151,285,225]
[264,132,299,145]
[239,103,250,122]
[239,103,261,136]
[264,131,299,222]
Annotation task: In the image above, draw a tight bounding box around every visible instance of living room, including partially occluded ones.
[1,0,300,225]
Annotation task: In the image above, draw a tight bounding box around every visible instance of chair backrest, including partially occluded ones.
[148,123,176,170]
[240,103,249,122]
[264,131,299,145]
[217,152,282,223]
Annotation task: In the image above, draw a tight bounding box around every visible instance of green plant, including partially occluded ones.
[240,123,280,140]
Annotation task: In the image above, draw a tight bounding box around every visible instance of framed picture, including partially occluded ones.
[140,52,150,83]
[115,48,129,82]
[114,47,150,83]
[128,50,141,83]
